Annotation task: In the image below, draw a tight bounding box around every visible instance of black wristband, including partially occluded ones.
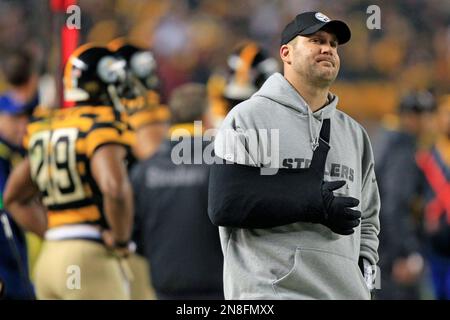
[114,240,130,249]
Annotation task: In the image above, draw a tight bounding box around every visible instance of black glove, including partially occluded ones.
[321,180,361,235]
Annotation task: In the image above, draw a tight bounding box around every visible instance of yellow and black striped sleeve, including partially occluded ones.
[84,111,134,158]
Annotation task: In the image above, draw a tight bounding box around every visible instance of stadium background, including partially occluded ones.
[1,0,449,119]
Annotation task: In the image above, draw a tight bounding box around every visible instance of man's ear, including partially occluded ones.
[280,44,291,64]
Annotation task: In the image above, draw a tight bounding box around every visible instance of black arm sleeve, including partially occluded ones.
[208,162,327,228]
[208,119,331,229]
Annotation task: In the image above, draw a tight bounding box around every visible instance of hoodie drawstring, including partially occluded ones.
[307,109,324,151]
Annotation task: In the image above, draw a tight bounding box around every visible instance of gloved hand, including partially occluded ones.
[321,180,361,235]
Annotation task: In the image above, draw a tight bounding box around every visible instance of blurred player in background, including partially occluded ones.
[208,41,278,128]
[109,39,170,161]
[416,94,450,300]
[374,90,436,299]
[108,38,171,300]
[4,44,135,299]
[0,49,39,299]
[131,83,224,300]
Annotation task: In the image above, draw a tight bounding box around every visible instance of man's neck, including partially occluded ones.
[285,73,330,112]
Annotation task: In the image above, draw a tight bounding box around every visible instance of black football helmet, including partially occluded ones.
[109,40,159,91]
[223,41,279,107]
[114,44,159,91]
[63,44,127,109]
[108,39,161,113]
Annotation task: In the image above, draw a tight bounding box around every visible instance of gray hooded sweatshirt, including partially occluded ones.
[214,73,380,300]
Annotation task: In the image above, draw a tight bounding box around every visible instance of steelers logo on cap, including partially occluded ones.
[315,12,330,22]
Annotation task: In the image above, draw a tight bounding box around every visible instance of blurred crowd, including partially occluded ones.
[0,0,449,300]
[0,0,449,114]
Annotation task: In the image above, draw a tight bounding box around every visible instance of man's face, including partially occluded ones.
[288,30,340,87]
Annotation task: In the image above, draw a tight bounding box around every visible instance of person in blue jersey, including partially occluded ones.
[0,49,39,299]
[416,94,450,300]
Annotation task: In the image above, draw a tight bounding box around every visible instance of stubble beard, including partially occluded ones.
[293,57,338,88]
[308,62,338,88]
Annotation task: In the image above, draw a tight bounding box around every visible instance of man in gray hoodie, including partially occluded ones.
[208,12,380,300]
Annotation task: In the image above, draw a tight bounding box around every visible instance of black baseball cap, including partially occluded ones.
[281,12,351,46]
[399,90,436,114]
